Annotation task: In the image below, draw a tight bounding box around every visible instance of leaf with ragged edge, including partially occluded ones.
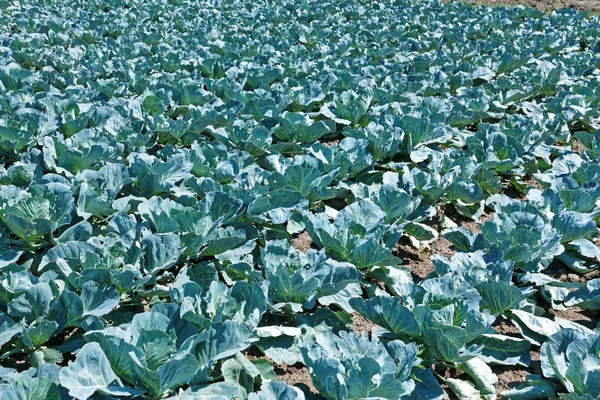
[32,348,63,367]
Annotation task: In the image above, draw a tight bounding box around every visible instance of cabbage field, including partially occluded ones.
[1,0,600,399]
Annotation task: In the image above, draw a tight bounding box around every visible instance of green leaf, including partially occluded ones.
[509,310,560,346]
[500,375,556,400]
[423,325,467,362]
[351,238,402,269]
[59,342,140,399]
[8,282,53,322]
[0,312,21,347]
[141,233,182,274]
[349,296,420,337]
[158,354,199,396]
[248,381,305,400]
[472,334,531,366]
[460,357,497,400]
[477,281,524,315]
[445,377,481,400]
[80,282,120,317]
[1,376,60,400]
[553,211,597,243]
[564,279,600,309]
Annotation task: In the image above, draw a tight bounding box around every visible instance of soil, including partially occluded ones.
[291,231,313,253]
[286,0,600,383]
[455,0,600,12]
[352,312,376,334]
[545,261,600,283]
[394,207,494,282]
[321,139,340,148]
[546,307,599,329]
[275,362,318,394]
[395,235,455,282]
[243,348,318,395]
[492,317,522,337]
[489,318,545,394]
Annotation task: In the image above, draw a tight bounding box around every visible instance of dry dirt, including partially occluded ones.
[491,318,543,394]
[352,312,376,334]
[456,0,600,12]
[395,235,454,281]
[394,206,493,282]
[545,261,600,283]
[275,363,318,395]
[292,230,313,253]
[321,138,340,148]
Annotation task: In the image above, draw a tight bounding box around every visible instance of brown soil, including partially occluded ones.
[492,318,522,337]
[395,236,455,282]
[322,139,340,148]
[443,204,493,233]
[546,307,599,330]
[455,0,600,12]
[275,363,318,394]
[352,312,376,334]
[494,350,543,393]
[495,366,529,393]
[545,260,600,283]
[291,231,313,253]
[245,349,319,395]
[395,207,494,282]
[522,175,545,191]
